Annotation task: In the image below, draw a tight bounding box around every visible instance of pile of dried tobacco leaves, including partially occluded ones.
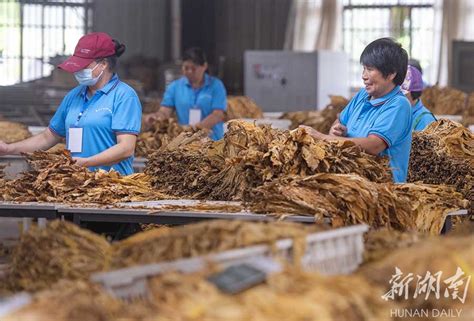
[226,95,263,120]
[0,150,168,204]
[146,120,391,200]
[359,235,473,316]
[136,117,188,157]
[281,95,349,133]
[421,85,467,115]
[0,120,31,143]
[363,228,422,264]
[5,269,393,321]
[408,119,474,210]
[111,219,325,269]
[249,173,468,234]
[5,220,111,292]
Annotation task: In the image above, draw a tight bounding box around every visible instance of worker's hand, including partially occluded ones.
[299,125,327,140]
[142,113,159,130]
[0,140,11,156]
[73,157,90,167]
[329,116,347,137]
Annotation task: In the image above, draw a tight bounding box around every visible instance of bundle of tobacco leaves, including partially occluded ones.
[0,150,169,204]
[3,280,124,321]
[0,120,31,143]
[363,228,423,264]
[249,173,413,229]
[422,119,474,159]
[5,269,393,321]
[5,220,111,292]
[144,130,217,196]
[409,119,474,211]
[281,95,349,133]
[136,117,188,157]
[111,219,325,269]
[249,174,468,234]
[421,85,467,115]
[226,95,263,120]
[145,121,391,200]
[392,183,469,234]
[142,269,393,321]
[359,235,473,317]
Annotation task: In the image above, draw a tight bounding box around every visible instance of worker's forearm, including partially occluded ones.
[84,142,135,167]
[198,112,224,130]
[322,135,385,155]
[8,129,60,155]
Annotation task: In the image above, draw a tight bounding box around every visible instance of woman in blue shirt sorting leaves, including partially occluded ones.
[143,47,227,141]
[301,38,412,183]
[0,32,142,175]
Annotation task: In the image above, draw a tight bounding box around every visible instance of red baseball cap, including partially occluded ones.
[58,32,115,73]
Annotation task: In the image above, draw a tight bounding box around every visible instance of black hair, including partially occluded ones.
[410,91,422,100]
[97,39,126,71]
[182,47,207,66]
[360,37,408,86]
[408,58,423,74]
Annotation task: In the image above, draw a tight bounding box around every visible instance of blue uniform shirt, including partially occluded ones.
[412,99,436,131]
[49,74,142,175]
[340,86,413,183]
[161,74,227,140]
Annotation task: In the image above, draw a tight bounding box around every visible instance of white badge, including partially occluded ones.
[68,127,83,153]
[189,107,202,126]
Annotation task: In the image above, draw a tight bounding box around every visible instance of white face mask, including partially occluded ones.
[74,63,104,86]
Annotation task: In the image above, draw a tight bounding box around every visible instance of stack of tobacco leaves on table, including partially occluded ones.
[146,120,391,201]
[5,220,111,292]
[409,119,474,211]
[249,173,413,229]
[358,235,474,319]
[0,121,31,143]
[111,219,325,269]
[144,130,217,197]
[226,95,264,120]
[0,150,169,203]
[136,117,188,157]
[421,85,467,115]
[281,95,349,133]
[392,183,469,234]
[5,270,393,321]
[249,173,468,234]
[363,228,423,264]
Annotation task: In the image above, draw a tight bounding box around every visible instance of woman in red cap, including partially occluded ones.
[0,32,142,175]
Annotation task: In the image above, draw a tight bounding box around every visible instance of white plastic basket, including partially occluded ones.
[214,224,368,275]
[91,224,369,298]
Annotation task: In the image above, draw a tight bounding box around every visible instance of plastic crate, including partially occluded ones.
[91,224,369,298]
[214,224,368,275]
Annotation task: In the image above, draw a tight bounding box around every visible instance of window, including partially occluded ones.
[0,0,93,85]
[343,0,435,88]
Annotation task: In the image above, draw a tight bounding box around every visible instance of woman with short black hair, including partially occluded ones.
[144,47,227,141]
[301,37,413,183]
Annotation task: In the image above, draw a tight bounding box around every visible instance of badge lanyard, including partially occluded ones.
[68,79,120,153]
[189,88,202,126]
